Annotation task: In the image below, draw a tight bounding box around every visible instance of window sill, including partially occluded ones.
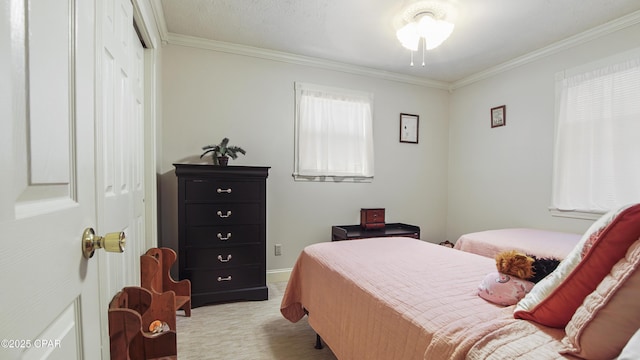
[548,207,604,221]
[292,174,373,183]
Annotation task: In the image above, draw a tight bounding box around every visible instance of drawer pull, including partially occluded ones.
[217,275,232,282]
[217,232,232,241]
[217,188,232,194]
[217,210,232,218]
[217,254,232,263]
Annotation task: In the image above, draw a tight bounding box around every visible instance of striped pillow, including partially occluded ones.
[561,238,640,359]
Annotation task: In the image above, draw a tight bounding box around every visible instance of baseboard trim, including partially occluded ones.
[267,268,292,283]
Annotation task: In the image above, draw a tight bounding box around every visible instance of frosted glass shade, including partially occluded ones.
[397,15,454,51]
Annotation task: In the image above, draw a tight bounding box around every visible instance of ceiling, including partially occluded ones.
[155,0,640,85]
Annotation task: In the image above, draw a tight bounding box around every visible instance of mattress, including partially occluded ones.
[454,228,581,260]
[280,237,571,360]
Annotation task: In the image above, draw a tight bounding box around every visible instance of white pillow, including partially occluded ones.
[618,328,640,360]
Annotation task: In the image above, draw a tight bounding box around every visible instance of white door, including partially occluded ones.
[0,0,103,359]
[95,0,146,355]
[0,0,145,358]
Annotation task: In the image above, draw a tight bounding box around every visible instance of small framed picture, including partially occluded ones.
[400,113,419,143]
[491,105,506,128]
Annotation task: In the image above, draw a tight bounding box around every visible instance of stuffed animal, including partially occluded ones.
[529,256,562,283]
[495,250,535,280]
[479,250,561,306]
[495,250,561,283]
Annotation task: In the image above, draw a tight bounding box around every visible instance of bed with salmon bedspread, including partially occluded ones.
[454,228,581,260]
[280,203,640,360]
[280,238,569,360]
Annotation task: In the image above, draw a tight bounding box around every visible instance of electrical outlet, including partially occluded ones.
[274,244,282,256]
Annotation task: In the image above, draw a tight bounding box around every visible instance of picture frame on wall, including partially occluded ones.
[491,105,506,128]
[400,113,419,144]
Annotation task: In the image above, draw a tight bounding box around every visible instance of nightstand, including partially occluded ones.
[331,223,420,241]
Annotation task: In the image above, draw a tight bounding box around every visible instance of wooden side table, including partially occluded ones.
[331,223,420,241]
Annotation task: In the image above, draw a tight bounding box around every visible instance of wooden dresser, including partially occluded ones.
[174,164,269,307]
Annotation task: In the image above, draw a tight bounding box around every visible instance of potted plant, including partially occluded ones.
[200,137,246,166]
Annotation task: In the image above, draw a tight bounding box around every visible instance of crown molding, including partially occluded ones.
[145,3,639,91]
[451,9,640,90]
[166,33,450,90]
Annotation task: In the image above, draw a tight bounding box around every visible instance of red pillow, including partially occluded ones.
[514,203,640,328]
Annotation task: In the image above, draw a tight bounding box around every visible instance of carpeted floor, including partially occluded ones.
[176,282,338,360]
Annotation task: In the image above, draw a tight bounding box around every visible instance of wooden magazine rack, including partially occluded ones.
[140,247,191,317]
[108,286,177,359]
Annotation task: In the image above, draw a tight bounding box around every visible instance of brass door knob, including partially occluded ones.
[82,228,126,259]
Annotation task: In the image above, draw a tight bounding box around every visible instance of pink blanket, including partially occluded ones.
[454,228,581,260]
[280,238,572,359]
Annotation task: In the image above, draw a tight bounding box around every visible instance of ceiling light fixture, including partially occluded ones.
[396,2,455,67]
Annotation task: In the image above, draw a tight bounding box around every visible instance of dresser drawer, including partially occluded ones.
[184,245,262,269]
[185,225,260,247]
[185,179,261,202]
[188,266,263,293]
[186,203,260,225]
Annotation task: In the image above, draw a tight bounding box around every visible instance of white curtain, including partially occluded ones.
[552,51,640,212]
[294,83,374,180]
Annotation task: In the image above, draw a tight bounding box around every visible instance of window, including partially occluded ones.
[552,49,640,216]
[293,82,374,181]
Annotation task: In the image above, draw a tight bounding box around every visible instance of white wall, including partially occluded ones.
[159,44,450,270]
[446,23,640,241]
[158,19,639,272]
